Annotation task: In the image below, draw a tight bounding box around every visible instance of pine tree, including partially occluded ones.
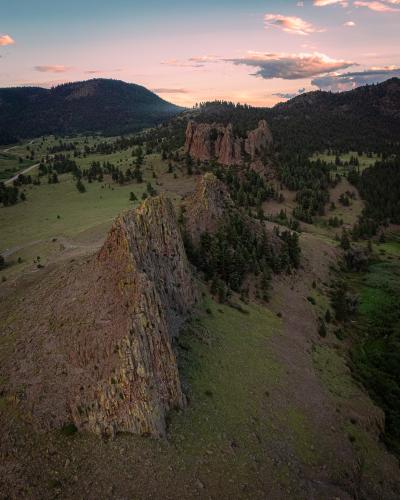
[76,179,86,193]
[340,229,351,250]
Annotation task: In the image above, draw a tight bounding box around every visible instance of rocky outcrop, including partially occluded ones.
[4,196,198,438]
[183,172,234,243]
[183,173,283,255]
[185,119,272,165]
[244,120,273,159]
[73,196,198,437]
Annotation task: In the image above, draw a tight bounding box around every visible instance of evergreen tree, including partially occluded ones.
[76,178,86,193]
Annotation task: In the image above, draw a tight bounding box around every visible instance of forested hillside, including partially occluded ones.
[0,79,183,143]
[186,78,400,154]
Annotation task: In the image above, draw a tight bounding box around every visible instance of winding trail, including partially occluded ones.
[4,163,40,185]
[2,139,38,184]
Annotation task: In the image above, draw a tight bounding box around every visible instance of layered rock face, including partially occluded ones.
[183,172,234,243]
[183,173,284,254]
[244,120,273,159]
[75,196,198,437]
[185,119,272,165]
[4,196,197,438]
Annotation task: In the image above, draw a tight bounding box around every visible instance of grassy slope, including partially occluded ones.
[0,136,193,279]
[0,152,35,180]
[1,296,307,498]
[312,151,378,173]
[349,257,400,455]
[0,175,143,249]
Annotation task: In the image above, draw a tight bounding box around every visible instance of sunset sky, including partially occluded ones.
[1,0,399,106]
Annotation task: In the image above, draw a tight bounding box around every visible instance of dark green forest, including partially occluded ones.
[0,79,183,143]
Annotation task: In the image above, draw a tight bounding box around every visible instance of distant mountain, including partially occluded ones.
[0,79,184,144]
[185,78,400,154]
[268,77,400,154]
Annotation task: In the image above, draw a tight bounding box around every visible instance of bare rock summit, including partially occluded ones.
[185,119,272,165]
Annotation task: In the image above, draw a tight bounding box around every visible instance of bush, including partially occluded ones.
[318,320,327,337]
[76,179,86,193]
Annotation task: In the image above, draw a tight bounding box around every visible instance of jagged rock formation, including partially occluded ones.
[183,172,234,243]
[74,196,198,437]
[185,119,272,165]
[245,120,273,159]
[3,196,198,438]
[183,173,283,253]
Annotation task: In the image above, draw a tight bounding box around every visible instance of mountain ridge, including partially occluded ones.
[0,78,184,143]
[184,78,400,154]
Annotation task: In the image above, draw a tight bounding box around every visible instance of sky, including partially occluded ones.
[0,0,399,107]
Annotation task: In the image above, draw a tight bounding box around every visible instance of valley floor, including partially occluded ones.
[1,138,399,499]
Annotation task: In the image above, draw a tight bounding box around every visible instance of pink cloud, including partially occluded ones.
[188,55,219,63]
[0,34,15,46]
[226,51,356,80]
[312,66,400,91]
[354,1,400,12]
[152,88,189,94]
[313,0,348,6]
[161,58,204,68]
[84,69,122,74]
[34,65,72,73]
[344,21,356,26]
[264,14,324,35]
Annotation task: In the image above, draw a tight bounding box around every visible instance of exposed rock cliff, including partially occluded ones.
[183,172,234,243]
[185,119,272,165]
[244,120,273,159]
[75,196,198,437]
[183,173,283,254]
[3,196,198,438]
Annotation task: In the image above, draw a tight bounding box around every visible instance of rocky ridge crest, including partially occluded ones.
[4,196,198,438]
[185,119,273,165]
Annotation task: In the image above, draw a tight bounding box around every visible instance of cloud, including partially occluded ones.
[34,65,72,73]
[354,1,400,12]
[225,52,355,80]
[84,68,123,74]
[273,88,306,99]
[264,14,323,35]
[0,34,15,46]
[313,0,348,6]
[312,66,400,91]
[161,55,220,68]
[161,58,204,68]
[297,1,304,6]
[344,21,356,26]
[188,55,219,63]
[152,88,189,94]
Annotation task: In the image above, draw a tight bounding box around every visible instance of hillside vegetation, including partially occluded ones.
[0,79,183,143]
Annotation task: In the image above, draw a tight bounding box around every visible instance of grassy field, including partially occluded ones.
[0,173,146,278]
[0,174,145,248]
[172,296,282,457]
[312,151,378,174]
[0,152,35,180]
[343,255,400,456]
[0,135,196,280]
